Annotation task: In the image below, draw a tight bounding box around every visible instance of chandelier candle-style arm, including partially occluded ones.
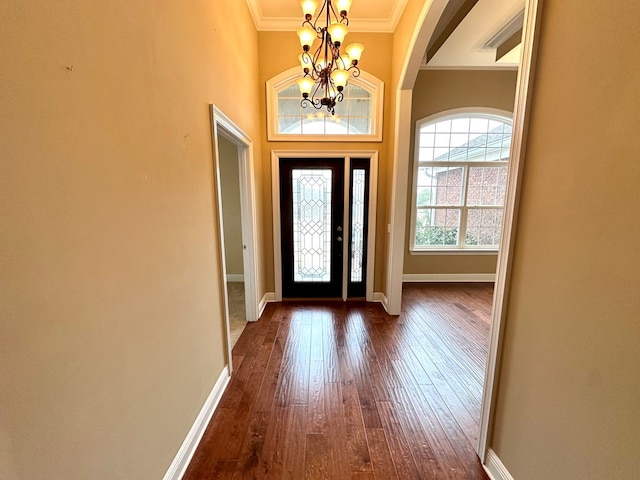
[295,0,363,115]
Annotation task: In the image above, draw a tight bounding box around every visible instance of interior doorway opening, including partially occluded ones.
[210,106,260,373]
[387,0,542,468]
[217,135,247,349]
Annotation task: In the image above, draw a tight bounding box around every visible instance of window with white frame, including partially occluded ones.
[266,67,383,142]
[411,111,512,251]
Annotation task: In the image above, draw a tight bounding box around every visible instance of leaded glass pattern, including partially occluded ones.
[292,169,332,282]
[350,169,366,283]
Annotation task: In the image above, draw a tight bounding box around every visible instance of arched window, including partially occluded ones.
[410,109,512,251]
[266,67,383,142]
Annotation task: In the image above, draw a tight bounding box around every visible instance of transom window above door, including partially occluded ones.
[266,67,384,142]
[411,110,513,252]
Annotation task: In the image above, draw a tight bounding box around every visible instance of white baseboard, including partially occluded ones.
[483,449,515,480]
[258,292,276,319]
[402,273,496,283]
[373,292,391,313]
[163,366,231,480]
[226,274,244,282]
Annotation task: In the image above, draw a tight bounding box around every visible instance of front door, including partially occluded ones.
[279,157,372,299]
[280,158,345,298]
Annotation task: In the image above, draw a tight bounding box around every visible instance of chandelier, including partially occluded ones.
[296,0,364,115]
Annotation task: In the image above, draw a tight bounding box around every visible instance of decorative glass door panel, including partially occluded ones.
[347,159,370,297]
[280,159,344,298]
[350,169,365,283]
[292,169,333,282]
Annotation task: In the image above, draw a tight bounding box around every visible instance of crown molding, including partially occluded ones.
[388,0,408,31]
[246,0,407,33]
[245,0,263,30]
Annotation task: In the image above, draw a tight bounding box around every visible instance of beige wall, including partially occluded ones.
[404,69,518,275]
[391,0,428,88]
[0,1,262,479]
[491,2,640,478]
[382,0,451,297]
[218,136,244,276]
[382,0,421,294]
[257,31,394,292]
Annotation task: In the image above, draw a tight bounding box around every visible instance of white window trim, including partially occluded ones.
[266,66,384,142]
[409,107,513,253]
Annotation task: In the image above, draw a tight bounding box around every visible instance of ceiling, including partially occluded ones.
[245,0,408,32]
[246,0,524,68]
[425,0,524,69]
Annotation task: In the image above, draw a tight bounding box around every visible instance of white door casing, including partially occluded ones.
[210,105,261,374]
[271,150,378,302]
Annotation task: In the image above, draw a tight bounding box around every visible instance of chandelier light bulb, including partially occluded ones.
[345,43,364,65]
[297,77,315,97]
[297,26,317,51]
[327,23,348,47]
[330,69,349,90]
[335,0,352,17]
[300,0,318,19]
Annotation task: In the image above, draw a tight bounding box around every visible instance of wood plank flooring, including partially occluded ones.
[184,283,493,479]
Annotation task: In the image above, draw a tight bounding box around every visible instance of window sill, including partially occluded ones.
[410,249,499,256]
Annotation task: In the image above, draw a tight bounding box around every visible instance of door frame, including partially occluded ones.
[271,150,378,302]
[210,105,261,373]
[477,0,544,462]
[382,0,543,466]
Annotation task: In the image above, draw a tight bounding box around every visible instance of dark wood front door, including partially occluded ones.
[280,158,345,298]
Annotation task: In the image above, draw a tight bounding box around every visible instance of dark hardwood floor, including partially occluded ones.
[184,283,493,479]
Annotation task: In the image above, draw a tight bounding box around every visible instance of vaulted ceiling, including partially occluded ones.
[246,0,524,69]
